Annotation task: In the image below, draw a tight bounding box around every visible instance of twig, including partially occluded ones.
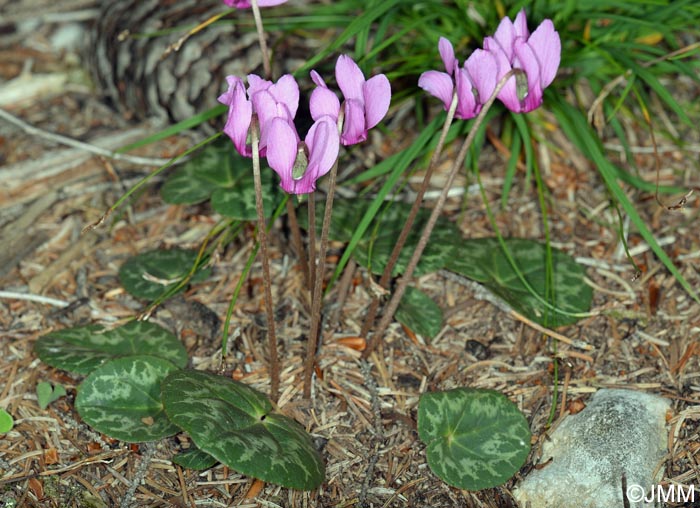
[119,443,156,508]
[0,290,69,308]
[0,107,171,166]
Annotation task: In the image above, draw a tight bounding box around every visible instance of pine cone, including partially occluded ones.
[89,0,270,132]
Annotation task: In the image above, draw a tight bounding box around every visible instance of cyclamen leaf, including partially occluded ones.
[418,387,531,490]
[34,320,187,375]
[395,286,443,339]
[162,370,324,490]
[75,356,181,443]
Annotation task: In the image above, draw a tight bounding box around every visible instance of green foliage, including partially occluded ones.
[118,248,211,301]
[418,388,531,491]
[161,370,325,490]
[34,321,188,375]
[36,382,67,410]
[161,141,282,220]
[444,237,592,327]
[395,286,443,339]
[0,408,13,433]
[172,447,218,470]
[75,356,181,443]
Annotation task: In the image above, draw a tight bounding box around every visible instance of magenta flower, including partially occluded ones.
[418,38,497,120]
[222,0,288,7]
[483,9,561,113]
[334,55,391,145]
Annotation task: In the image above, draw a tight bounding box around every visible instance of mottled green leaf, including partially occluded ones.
[34,321,187,375]
[36,381,67,410]
[119,248,210,301]
[445,238,591,327]
[418,388,531,491]
[75,356,181,443]
[172,447,218,470]
[162,370,325,490]
[395,286,443,339]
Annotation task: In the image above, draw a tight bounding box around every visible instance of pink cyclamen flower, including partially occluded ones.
[418,37,498,120]
[483,9,561,113]
[222,0,288,7]
[335,55,391,145]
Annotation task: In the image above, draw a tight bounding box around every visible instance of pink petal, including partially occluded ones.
[251,90,278,132]
[513,40,544,112]
[336,55,366,103]
[464,49,498,104]
[222,0,288,7]
[340,99,366,145]
[418,70,454,111]
[492,13,517,61]
[310,86,340,122]
[527,19,560,88]
[269,74,300,118]
[363,74,390,129]
[513,9,530,39]
[219,76,253,157]
[438,37,456,75]
[247,74,270,96]
[454,68,478,119]
[265,118,298,192]
[299,117,340,193]
[310,70,326,88]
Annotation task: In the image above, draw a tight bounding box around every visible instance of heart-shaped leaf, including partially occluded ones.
[395,286,443,339]
[118,248,210,301]
[418,388,531,490]
[162,370,325,490]
[172,447,218,470]
[36,381,67,410]
[75,355,181,442]
[35,320,187,375]
[444,238,591,327]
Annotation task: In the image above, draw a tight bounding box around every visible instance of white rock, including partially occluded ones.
[514,389,670,508]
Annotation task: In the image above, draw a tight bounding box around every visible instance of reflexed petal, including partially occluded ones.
[219,76,253,157]
[513,9,529,39]
[251,90,278,132]
[363,74,391,129]
[310,70,326,88]
[336,55,365,102]
[418,70,454,111]
[301,117,340,193]
[222,0,288,7]
[438,37,456,75]
[464,49,498,104]
[310,86,340,121]
[266,118,298,191]
[513,40,544,112]
[247,74,270,96]
[340,99,366,145]
[492,13,517,60]
[270,74,300,117]
[454,68,478,119]
[527,20,561,88]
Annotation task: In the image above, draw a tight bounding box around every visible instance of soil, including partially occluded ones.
[1,2,699,507]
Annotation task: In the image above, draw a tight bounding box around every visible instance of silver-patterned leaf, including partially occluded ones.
[418,388,531,491]
[75,356,181,443]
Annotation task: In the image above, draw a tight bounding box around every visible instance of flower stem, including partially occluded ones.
[250,0,271,79]
[363,71,516,358]
[303,160,340,398]
[307,196,317,295]
[286,198,309,288]
[251,116,279,401]
[359,95,459,339]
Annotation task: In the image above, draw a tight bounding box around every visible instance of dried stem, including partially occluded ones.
[303,160,341,398]
[250,0,271,79]
[363,71,516,357]
[286,198,309,288]
[359,94,459,339]
[307,197,317,296]
[250,117,279,401]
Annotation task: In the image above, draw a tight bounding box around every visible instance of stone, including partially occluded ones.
[513,388,670,508]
